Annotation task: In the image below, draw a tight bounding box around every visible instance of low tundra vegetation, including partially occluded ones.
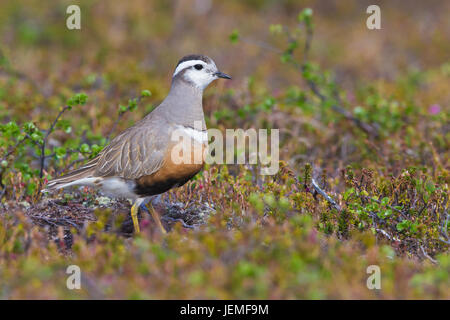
[0,4,448,299]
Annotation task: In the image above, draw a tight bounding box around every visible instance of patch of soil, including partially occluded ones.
[1,193,216,248]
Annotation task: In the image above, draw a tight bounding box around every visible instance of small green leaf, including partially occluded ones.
[119,105,128,113]
[80,143,90,153]
[425,180,436,193]
[67,93,88,106]
[381,197,390,206]
[229,29,239,44]
[269,24,283,35]
[128,98,138,112]
[298,8,313,24]
[141,89,152,97]
[396,220,409,232]
[343,188,355,201]
[54,147,67,159]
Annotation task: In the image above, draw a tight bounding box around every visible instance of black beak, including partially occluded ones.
[214,71,232,79]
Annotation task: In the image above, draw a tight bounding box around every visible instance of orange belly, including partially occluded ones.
[134,139,207,196]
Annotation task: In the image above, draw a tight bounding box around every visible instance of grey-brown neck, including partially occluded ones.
[145,76,206,130]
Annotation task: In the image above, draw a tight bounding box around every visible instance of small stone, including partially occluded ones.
[19,201,31,209]
[96,196,112,206]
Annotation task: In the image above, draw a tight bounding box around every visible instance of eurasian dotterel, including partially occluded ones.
[44,54,231,233]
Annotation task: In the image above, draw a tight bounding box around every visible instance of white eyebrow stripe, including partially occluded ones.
[173,60,206,77]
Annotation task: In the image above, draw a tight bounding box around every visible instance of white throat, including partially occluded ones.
[176,125,208,143]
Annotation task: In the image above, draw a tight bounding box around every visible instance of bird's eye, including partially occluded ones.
[194,64,203,70]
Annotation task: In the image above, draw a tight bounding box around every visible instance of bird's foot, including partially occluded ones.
[130,202,141,234]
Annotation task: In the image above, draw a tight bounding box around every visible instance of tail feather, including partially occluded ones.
[43,159,98,192]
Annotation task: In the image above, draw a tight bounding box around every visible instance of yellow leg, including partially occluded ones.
[146,202,167,234]
[131,202,140,234]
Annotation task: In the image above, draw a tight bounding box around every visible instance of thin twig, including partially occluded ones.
[161,216,195,229]
[106,112,126,142]
[439,201,449,244]
[39,105,71,178]
[0,136,29,196]
[61,157,87,173]
[420,245,438,264]
[311,178,341,211]
[106,96,143,142]
[30,216,82,230]
[241,20,379,138]
[296,21,379,138]
[375,228,401,242]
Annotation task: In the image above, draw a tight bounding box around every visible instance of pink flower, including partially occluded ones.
[428,104,441,115]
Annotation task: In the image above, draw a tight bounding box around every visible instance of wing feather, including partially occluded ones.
[94,118,170,179]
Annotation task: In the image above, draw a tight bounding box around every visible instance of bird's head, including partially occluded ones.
[172,54,231,90]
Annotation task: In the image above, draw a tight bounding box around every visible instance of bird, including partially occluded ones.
[44,54,231,233]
